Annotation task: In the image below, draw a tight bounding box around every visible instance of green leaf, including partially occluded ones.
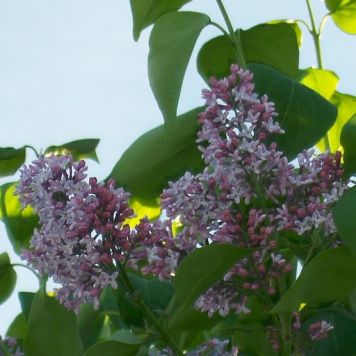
[116,286,144,328]
[6,313,28,343]
[0,147,26,177]
[110,330,142,344]
[167,303,224,331]
[45,139,100,162]
[77,304,105,351]
[99,287,125,330]
[196,35,235,82]
[174,244,249,310]
[326,0,356,34]
[24,293,83,356]
[84,341,140,356]
[326,0,342,11]
[129,273,174,311]
[268,20,303,47]
[303,308,356,355]
[0,252,17,304]
[249,63,337,158]
[129,0,191,40]
[341,114,356,176]
[272,247,356,313]
[19,292,35,321]
[0,182,38,254]
[298,68,341,152]
[197,22,300,83]
[148,11,210,121]
[333,186,356,255]
[241,23,299,78]
[108,107,204,200]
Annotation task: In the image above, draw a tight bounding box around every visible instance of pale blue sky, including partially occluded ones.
[0,0,355,335]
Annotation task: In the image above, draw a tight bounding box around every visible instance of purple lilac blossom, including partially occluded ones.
[0,336,23,356]
[308,320,334,341]
[131,64,347,320]
[17,155,135,311]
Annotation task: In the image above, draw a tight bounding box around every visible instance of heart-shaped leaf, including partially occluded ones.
[129,0,191,40]
[148,11,210,121]
[333,186,356,255]
[0,147,26,177]
[45,139,100,162]
[250,63,337,158]
[84,341,140,356]
[272,247,356,313]
[0,252,17,304]
[0,182,38,254]
[24,293,82,356]
[108,107,204,200]
[325,0,356,34]
[174,244,249,311]
[341,113,356,177]
[197,22,300,82]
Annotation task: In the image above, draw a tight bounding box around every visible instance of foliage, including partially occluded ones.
[1,1,356,356]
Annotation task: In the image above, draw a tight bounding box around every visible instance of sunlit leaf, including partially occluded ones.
[0,252,17,304]
[45,139,100,162]
[298,68,341,152]
[148,11,210,121]
[326,0,356,34]
[126,198,160,228]
[272,247,356,313]
[24,293,82,356]
[298,68,339,101]
[0,182,38,254]
[108,107,204,200]
[129,0,191,40]
[0,147,26,177]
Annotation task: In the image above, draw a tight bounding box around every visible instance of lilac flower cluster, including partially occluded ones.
[0,336,23,356]
[17,155,135,311]
[132,65,346,322]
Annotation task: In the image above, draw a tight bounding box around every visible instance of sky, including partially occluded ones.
[0,0,355,335]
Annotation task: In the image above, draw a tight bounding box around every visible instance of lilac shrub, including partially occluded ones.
[16,65,345,352]
[131,65,346,345]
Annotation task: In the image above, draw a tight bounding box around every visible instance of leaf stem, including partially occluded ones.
[118,265,183,355]
[215,0,247,68]
[210,21,229,36]
[305,0,323,69]
[24,145,40,158]
[305,0,332,151]
[12,263,40,281]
